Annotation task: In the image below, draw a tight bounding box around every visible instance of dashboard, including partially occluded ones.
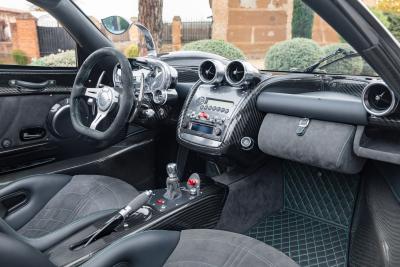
[108,50,400,166]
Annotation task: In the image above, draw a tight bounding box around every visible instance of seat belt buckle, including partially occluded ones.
[296,118,310,136]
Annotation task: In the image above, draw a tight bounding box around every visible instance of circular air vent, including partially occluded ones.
[225,60,259,86]
[226,61,245,85]
[362,82,398,116]
[198,60,225,84]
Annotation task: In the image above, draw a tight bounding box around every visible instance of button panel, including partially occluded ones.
[180,84,246,144]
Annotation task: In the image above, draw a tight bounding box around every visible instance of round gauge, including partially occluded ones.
[152,89,167,105]
[150,67,165,91]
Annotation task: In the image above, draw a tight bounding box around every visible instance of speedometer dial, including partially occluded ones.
[151,67,164,90]
[113,58,177,105]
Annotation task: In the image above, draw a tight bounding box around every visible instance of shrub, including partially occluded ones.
[292,0,314,39]
[264,38,322,71]
[361,62,378,76]
[124,44,139,58]
[182,39,245,60]
[31,50,76,67]
[321,43,363,75]
[12,50,29,65]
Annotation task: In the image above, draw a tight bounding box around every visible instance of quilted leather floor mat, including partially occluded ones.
[247,161,360,267]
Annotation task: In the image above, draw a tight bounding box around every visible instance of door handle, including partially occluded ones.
[22,133,43,140]
[20,127,46,141]
[9,80,56,91]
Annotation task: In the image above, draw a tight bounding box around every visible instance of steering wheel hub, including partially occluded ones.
[97,88,113,111]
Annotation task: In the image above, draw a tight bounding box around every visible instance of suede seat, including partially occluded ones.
[83,229,299,267]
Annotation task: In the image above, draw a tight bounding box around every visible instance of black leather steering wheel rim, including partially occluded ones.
[70,47,135,140]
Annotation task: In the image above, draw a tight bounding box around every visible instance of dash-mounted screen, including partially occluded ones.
[206,98,234,109]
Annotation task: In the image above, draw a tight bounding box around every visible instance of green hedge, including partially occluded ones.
[182,39,245,60]
[124,44,139,58]
[321,43,363,75]
[264,38,322,71]
[12,50,29,65]
[362,62,377,76]
[31,50,76,67]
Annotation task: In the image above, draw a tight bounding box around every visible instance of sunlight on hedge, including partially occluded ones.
[31,50,76,67]
[265,38,322,71]
[182,39,245,60]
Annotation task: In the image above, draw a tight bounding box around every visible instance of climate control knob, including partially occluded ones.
[214,127,222,136]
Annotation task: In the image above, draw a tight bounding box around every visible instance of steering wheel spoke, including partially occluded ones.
[90,109,108,130]
[85,87,101,99]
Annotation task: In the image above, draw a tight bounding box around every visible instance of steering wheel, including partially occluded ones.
[70,47,135,140]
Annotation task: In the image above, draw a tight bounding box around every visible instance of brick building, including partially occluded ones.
[0,7,40,63]
[210,0,377,59]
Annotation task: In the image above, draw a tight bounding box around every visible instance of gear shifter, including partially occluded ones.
[164,163,182,200]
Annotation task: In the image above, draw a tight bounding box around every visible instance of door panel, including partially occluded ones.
[0,68,158,188]
[0,129,157,190]
[0,94,69,149]
[0,69,80,174]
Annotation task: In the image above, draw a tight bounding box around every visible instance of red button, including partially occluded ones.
[156,198,165,205]
[199,112,209,120]
[187,178,198,187]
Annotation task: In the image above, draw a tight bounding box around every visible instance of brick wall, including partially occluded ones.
[211,0,375,59]
[312,15,339,45]
[212,0,293,59]
[11,17,40,60]
[0,9,40,63]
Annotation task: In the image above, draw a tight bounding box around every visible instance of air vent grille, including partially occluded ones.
[226,61,245,85]
[200,61,216,82]
[362,82,397,116]
[198,60,225,84]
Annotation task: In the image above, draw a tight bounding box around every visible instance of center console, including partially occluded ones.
[45,163,226,267]
[180,84,248,148]
[177,59,268,157]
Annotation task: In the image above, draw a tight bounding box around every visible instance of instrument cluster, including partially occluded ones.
[113,57,177,105]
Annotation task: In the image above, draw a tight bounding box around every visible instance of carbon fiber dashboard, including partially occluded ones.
[176,79,266,157]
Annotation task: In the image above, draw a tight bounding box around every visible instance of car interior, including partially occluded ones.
[1,0,400,266]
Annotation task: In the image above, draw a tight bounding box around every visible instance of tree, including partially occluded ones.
[291,0,314,39]
[387,13,400,40]
[138,0,163,51]
[376,0,400,42]
[377,0,400,14]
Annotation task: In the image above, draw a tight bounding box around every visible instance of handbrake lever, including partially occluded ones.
[70,190,152,250]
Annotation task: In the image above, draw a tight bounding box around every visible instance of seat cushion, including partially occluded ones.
[164,229,299,267]
[83,229,298,267]
[17,175,139,238]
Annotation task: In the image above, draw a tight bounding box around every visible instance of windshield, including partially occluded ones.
[2,0,399,76]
